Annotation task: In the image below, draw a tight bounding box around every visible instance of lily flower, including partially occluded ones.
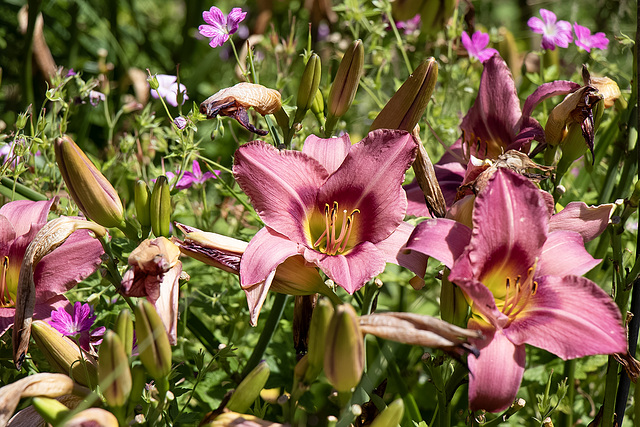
[233,129,427,296]
[405,169,626,412]
[0,199,104,340]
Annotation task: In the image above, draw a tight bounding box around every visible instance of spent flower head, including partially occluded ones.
[198,6,247,48]
[149,74,188,107]
[528,9,573,50]
[573,23,609,52]
[49,301,106,352]
[461,31,499,63]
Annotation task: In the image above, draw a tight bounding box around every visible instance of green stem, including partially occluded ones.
[24,0,43,107]
[562,359,575,427]
[385,6,413,75]
[240,293,289,378]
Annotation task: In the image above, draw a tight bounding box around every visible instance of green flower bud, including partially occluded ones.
[370,398,404,427]
[305,298,334,384]
[294,53,322,124]
[147,73,159,90]
[324,304,364,392]
[16,109,29,131]
[55,135,124,228]
[226,361,270,413]
[135,180,152,228]
[115,309,134,358]
[134,300,172,380]
[370,58,438,132]
[128,364,148,407]
[150,176,172,237]
[440,272,469,328]
[98,331,132,407]
[32,397,71,425]
[31,320,98,387]
[311,89,324,116]
[326,40,364,128]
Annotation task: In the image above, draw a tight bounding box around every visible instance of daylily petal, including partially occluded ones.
[539,231,600,277]
[317,129,416,244]
[304,241,386,294]
[153,263,181,345]
[239,227,300,288]
[0,296,69,338]
[467,321,526,413]
[522,81,582,118]
[449,273,507,328]
[0,199,53,238]
[404,180,432,217]
[234,141,329,242]
[377,221,427,277]
[506,275,627,359]
[405,218,471,269]
[302,134,351,175]
[34,229,104,303]
[549,202,613,242]
[464,170,548,285]
[0,215,16,245]
[244,273,275,327]
[460,56,522,159]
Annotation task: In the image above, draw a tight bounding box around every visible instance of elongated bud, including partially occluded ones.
[66,408,119,427]
[311,89,324,118]
[55,135,124,228]
[324,304,364,392]
[99,331,132,407]
[32,396,71,425]
[150,176,171,237]
[294,354,310,382]
[31,320,99,387]
[134,300,172,379]
[128,365,148,407]
[326,40,364,128]
[370,398,404,427]
[305,298,334,384]
[370,58,438,132]
[226,361,270,413]
[440,273,469,327]
[294,53,322,124]
[135,180,152,227]
[115,309,134,357]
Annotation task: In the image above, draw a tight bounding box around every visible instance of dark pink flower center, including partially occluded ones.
[311,201,360,256]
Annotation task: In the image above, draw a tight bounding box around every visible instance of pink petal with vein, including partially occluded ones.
[302,134,351,175]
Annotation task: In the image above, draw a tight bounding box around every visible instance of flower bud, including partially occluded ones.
[55,135,124,228]
[370,398,404,427]
[294,53,322,124]
[440,272,469,328]
[327,40,364,124]
[150,175,172,237]
[147,73,159,90]
[305,298,334,384]
[370,58,438,132]
[32,396,71,425]
[203,410,284,427]
[324,304,364,392]
[134,300,172,379]
[311,89,324,118]
[226,361,270,413]
[98,331,132,407]
[16,109,29,131]
[135,180,152,228]
[66,407,119,427]
[31,320,99,387]
[115,309,134,357]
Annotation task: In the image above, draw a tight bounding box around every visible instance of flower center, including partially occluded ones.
[311,201,359,255]
[1,256,12,307]
[498,259,539,322]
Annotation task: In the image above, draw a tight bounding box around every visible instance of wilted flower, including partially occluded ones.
[88,90,105,106]
[150,74,188,107]
[574,23,609,52]
[166,160,220,190]
[0,200,103,342]
[49,301,105,352]
[461,31,499,63]
[528,9,573,50]
[405,169,626,412]
[198,6,247,48]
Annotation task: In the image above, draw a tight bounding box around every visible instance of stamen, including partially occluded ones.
[1,256,8,306]
[329,201,338,252]
[338,209,359,253]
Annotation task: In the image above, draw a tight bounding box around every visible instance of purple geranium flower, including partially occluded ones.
[198,6,247,49]
[528,9,573,50]
[49,301,106,352]
[461,31,499,63]
[167,160,220,190]
[174,116,188,130]
[396,14,421,35]
[574,23,609,52]
[150,75,188,107]
[89,90,106,107]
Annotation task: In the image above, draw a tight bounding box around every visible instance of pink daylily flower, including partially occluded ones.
[461,31,498,63]
[573,23,609,52]
[198,6,247,49]
[0,200,104,338]
[150,74,188,107]
[405,169,626,412]
[233,129,427,297]
[528,9,573,50]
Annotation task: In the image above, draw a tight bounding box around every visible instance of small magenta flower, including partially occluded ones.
[49,301,106,352]
[574,23,609,52]
[166,160,220,190]
[66,68,77,77]
[150,74,188,107]
[89,90,105,107]
[198,6,247,49]
[528,9,573,50]
[461,31,499,63]
[395,14,421,35]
